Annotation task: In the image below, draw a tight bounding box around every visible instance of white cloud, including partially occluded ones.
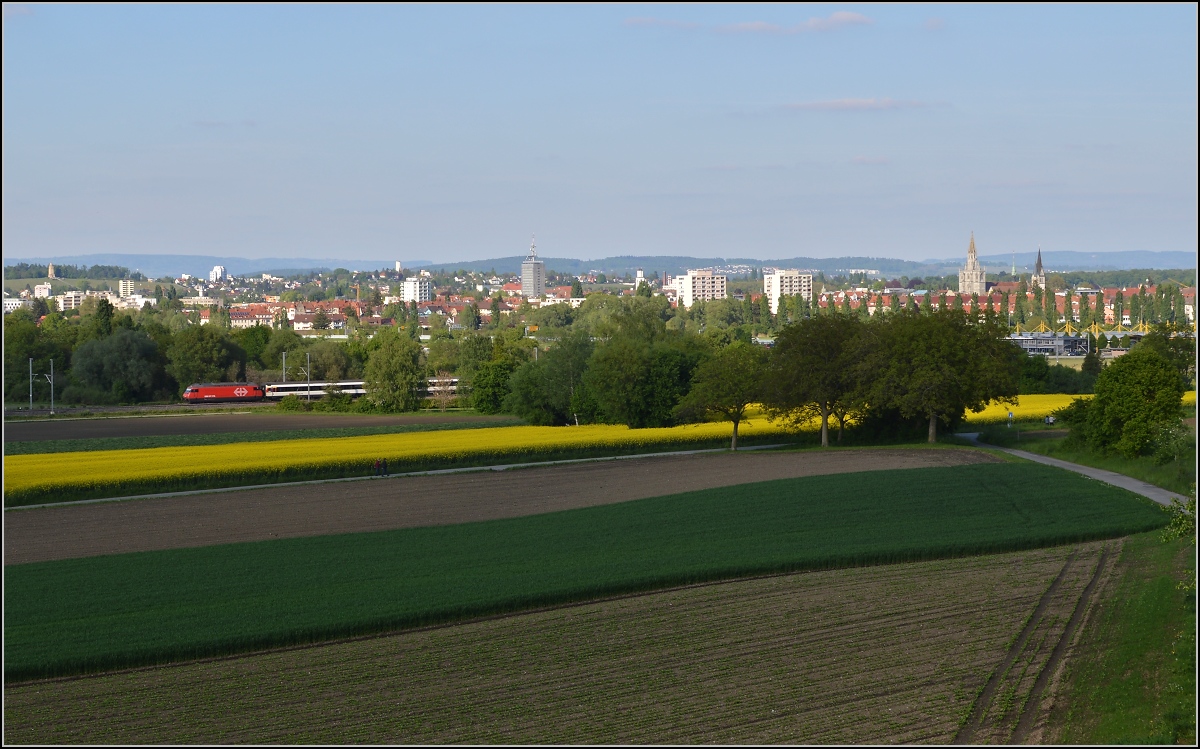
[3,4,33,20]
[717,12,873,34]
[785,98,927,111]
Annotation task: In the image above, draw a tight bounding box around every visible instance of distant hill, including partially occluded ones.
[928,250,1196,273]
[7,249,1192,281]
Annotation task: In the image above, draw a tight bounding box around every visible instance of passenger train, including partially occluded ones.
[182,378,458,403]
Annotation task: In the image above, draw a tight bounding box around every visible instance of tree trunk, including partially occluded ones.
[731,420,739,451]
[820,405,830,448]
[928,413,938,443]
[837,413,846,443]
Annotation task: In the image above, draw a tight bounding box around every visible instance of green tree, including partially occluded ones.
[232,324,273,369]
[363,327,423,412]
[461,302,481,331]
[636,280,652,298]
[863,310,1019,443]
[1063,346,1185,458]
[166,326,246,393]
[674,342,767,449]
[69,328,161,402]
[472,358,518,414]
[505,330,595,425]
[312,308,330,330]
[571,278,584,298]
[763,314,863,447]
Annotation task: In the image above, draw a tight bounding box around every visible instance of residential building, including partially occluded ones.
[4,298,32,314]
[33,283,53,299]
[957,233,987,296]
[57,291,85,311]
[673,269,727,309]
[402,278,433,303]
[181,296,219,306]
[118,279,136,297]
[762,269,813,314]
[209,265,227,283]
[521,236,545,298]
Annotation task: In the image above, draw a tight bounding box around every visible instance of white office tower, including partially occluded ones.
[401,277,433,303]
[209,265,227,283]
[763,269,814,314]
[521,235,545,299]
[395,261,403,273]
[676,269,727,308]
[118,279,136,297]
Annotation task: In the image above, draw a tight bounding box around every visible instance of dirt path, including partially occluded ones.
[4,448,996,565]
[4,412,513,443]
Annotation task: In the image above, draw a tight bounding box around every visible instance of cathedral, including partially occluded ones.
[1030,247,1046,290]
[957,233,987,295]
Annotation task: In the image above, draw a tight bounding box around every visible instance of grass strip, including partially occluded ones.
[3,419,525,456]
[1052,531,1196,744]
[4,462,1167,681]
[2,420,792,507]
[976,428,1195,498]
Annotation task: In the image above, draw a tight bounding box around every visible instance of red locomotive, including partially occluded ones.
[182,383,266,403]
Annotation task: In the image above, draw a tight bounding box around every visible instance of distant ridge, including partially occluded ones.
[6,249,1193,280]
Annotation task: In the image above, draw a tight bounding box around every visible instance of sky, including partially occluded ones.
[2,3,1196,264]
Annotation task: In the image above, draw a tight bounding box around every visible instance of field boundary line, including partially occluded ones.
[1009,543,1114,743]
[953,550,1077,744]
[4,444,790,511]
[958,433,1184,507]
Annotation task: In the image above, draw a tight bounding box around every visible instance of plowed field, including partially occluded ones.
[5,447,996,565]
[3,541,1112,744]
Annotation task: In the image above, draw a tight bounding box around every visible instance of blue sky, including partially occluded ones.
[2,3,1196,263]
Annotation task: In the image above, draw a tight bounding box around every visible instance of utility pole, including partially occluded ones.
[48,359,55,415]
[29,358,33,411]
[307,351,312,402]
[282,351,287,383]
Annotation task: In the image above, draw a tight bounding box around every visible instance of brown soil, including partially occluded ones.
[3,412,513,443]
[3,543,1096,744]
[4,448,997,565]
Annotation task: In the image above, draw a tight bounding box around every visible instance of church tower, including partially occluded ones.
[957,233,987,296]
[1030,247,1046,290]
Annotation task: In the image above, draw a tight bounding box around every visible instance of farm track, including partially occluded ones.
[4,448,997,565]
[3,411,513,442]
[952,541,1119,744]
[3,543,1097,744]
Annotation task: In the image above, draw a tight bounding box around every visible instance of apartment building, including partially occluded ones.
[762,269,813,315]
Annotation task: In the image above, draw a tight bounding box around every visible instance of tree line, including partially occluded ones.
[4,263,146,281]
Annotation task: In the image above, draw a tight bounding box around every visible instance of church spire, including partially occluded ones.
[968,232,977,261]
[1035,246,1043,274]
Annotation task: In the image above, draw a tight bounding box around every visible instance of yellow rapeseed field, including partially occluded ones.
[965,390,1195,424]
[4,419,789,501]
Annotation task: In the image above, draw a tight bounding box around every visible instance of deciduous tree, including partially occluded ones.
[674,341,767,449]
